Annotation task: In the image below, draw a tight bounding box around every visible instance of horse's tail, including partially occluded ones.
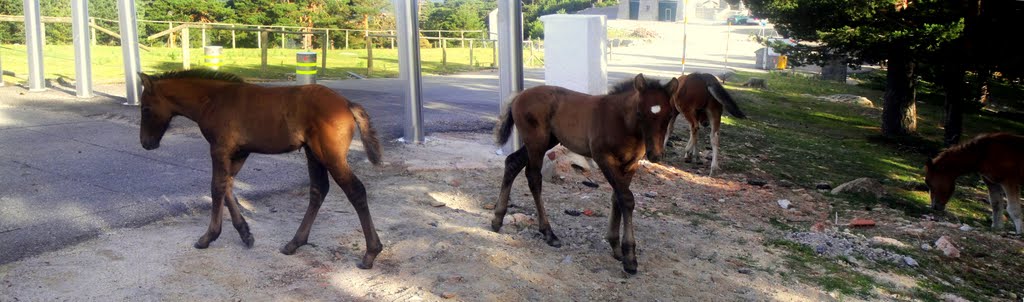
[700,73,747,119]
[494,93,518,146]
[348,102,383,166]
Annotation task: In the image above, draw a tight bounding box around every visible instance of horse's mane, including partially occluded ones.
[933,133,1021,163]
[150,69,246,83]
[608,77,664,95]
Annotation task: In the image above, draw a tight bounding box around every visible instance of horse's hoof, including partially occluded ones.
[612,252,624,261]
[623,261,639,275]
[683,157,693,163]
[490,220,504,232]
[241,234,255,248]
[624,267,638,275]
[280,242,301,255]
[356,261,373,270]
[194,241,210,249]
[546,237,562,248]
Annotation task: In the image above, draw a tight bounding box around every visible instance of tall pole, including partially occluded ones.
[71,0,93,98]
[24,0,46,92]
[497,0,524,153]
[394,0,424,144]
[116,0,142,105]
[680,0,689,74]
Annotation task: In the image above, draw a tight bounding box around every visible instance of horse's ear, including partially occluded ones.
[633,73,647,92]
[139,72,155,95]
[666,77,680,94]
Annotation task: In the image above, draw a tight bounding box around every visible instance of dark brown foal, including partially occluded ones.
[491,74,678,274]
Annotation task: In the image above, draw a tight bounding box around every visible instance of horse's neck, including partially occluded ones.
[167,80,227,120]
[935,148,981,176]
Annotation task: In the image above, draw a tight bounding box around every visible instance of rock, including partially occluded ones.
[869,236,909,249]
[482,203,496,210]
[581,180,599,188]
[564,209,582,216]
[737,268,752,274]
[935,236,960,258]
[643,191,658,198]
[561,255,573,264]
[810,221,829,233]
[959,224,973,231]
[921,243,933,251]
[939,293,969,302]
[583,209,596,217]
[512,213,531,226]
[777,199,791,209]
[541,145,598,183]
[814,245,827,255]
[849,218,876,228]
[747,179,768,187]
[743,78,767,89]
[903,256,918,267]
[814,182,833,190]
[440,292,457,299]
[831,178,886,198]
[269,207,278,213]
[816,94,874,107]
[438,274,465,283]
[430,200,446,207]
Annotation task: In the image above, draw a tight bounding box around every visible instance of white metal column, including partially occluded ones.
[394,0,424,143]
[117,0,142,105]
[24,0,46,92]
[497,0,524,154]
[71,0,93,98]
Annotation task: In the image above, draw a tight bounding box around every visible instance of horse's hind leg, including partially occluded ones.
[682,112,701,164]
[330,163,383,269]
[983,178,1006,230]
[491,147,528,232]
[224,153,254,247]
[525,143,561,247]
[281,147,331,255]
[707,110,722,176]
[1003,182,1022,234]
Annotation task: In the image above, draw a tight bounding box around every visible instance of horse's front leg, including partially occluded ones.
[223,153,254,248]
[195,153,232,249]
[597,158,638,273]
[983,178,1006,230]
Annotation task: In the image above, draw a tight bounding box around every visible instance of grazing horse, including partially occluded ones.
[926,132,1024,233]
[492,74,679,274]
[138,69,384,269]
[667,72,746,175]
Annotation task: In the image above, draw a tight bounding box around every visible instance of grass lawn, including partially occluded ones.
[671,70,1024,300]
[0,44,543,84]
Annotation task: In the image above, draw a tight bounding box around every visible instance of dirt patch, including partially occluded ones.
[1,132,850,301]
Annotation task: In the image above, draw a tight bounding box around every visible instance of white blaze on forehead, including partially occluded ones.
[650,105,662,114]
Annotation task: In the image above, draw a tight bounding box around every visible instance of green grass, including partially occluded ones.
[767,239,880,298]
[0,44,544,84]
[674,71,1024,224]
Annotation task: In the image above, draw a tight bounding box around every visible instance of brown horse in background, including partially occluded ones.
[926,132,1024,233]
[667,72,746,175]
[492,74,679,274]
[138,69,384,269]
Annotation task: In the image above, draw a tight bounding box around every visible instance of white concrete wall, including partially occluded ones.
[540,15,608,95]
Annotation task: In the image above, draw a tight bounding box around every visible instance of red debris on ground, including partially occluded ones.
[849,218,876,228]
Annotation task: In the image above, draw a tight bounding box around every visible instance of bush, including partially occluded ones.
[629,28,660,39]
